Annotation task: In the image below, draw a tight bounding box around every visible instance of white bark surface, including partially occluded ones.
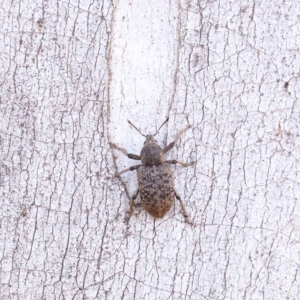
[1,0,300,299]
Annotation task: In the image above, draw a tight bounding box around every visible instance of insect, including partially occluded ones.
[111,117,194,225]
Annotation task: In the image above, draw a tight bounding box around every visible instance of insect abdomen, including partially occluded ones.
[137,164,174,218]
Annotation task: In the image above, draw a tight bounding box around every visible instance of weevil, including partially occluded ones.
[111,117,194,225]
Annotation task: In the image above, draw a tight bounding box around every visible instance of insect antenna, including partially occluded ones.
[128,120,147,137]
[153,117,169,136]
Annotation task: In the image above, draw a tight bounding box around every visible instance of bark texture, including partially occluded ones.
[1,0,300,299]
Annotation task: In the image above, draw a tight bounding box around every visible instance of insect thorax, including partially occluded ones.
[140,141,165,166]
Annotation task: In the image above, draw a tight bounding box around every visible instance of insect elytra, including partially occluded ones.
[111,117,194,225]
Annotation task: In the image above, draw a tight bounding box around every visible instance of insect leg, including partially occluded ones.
[174,189,194,226]
[164,124,191,153]
[127,189,139,220]
[110,143,141,160]
[116,164,143,176]
[165,159,195,167]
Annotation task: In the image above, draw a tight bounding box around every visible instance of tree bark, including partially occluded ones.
[1,0,299,299]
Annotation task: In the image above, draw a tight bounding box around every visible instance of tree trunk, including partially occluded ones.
[1,0,299,299]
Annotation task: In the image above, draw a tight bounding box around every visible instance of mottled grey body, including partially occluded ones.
[138,164,174,218]
[140,142,165,166]
[111,119,194,225]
